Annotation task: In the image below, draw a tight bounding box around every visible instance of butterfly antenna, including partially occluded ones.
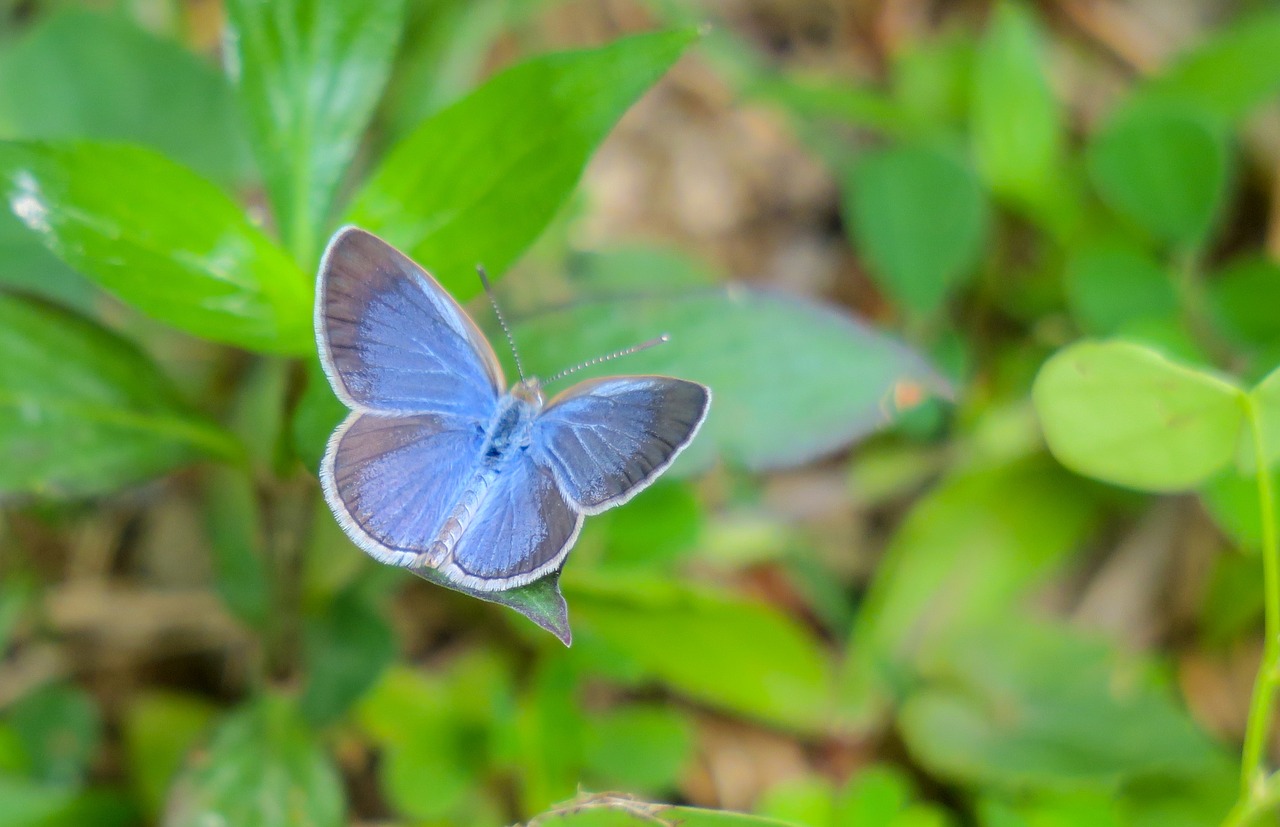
[543,334,671,385]
[476,264,526,382]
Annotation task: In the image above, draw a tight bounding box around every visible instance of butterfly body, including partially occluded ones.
[316,227,710,592]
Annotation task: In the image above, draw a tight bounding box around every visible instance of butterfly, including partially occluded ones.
[315,227,711,592]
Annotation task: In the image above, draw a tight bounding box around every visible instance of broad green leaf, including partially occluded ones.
[1209,256,1280,349]
[1033,340,1243,491]
[756,777,836,826]
[123,692,217,820]
[9,683,101,786]
[1199,468,1279,553]
[583,705,693,793]
[978,792,1124,827]
[514,287,946,471]
[971,3,1064,208]
[1137,12,1280,122]
[844,143,988,315]
[0,141,311,353]
[1064,243,1177,335]
[515,655,585,815]
[841,459,1098,726]
[898,623,1224,791]
[0,294,237,497]
[1086,103,1230,247]
[565,572,833,733]
[300,588,397,727]
[164,695,345,827]
[593,480,701,569]
[0,779,135,827]
[348,28,698,298]
[529,796,799,827]
[413,565,571,645]
[225,0,404,262]
[0,9,250,184]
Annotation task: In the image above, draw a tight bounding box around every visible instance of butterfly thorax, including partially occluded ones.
[480,381,544,462]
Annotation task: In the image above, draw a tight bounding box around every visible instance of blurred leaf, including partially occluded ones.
[568,246,718,297]
[9,683,101,787]
[835,765,916,825]
[1064,243,1178,335]
[566,572,833,733]
[348,28,697,298]
[0,141,311,353]
[1199,549,1265,642]
[1034,340,1243,491]
[358,657,513,821]
[292,355,347,473]
[300,588,397,727]
[1199,468,1279,552]
[1086,103,1230,248]
[0,779,135,827]
[514,654,585,815]
[515,287,946,471]
[226,0,404,262]
[890,31,974,134]
[593,480,701,569]
[971,2,1064,209]
[1137,11,1280,122]
[123,692,217,820]
[164,695,345,827]
[756,777,836,826]
[844,143,988,315]
[898,623,1224,791]
[0,294,237,498]
[583,704,692,793]
[842,459,1099,726]
[1209,256,1280,349]
[0,9,250,183]
[978,792,1124,827]
[529,796,799,826]
[202,468,272,629]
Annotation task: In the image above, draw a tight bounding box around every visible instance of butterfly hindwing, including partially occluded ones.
[317,227,504,419]
[441,451,584,590]
[532,376,711,514]
[321,412,483,566]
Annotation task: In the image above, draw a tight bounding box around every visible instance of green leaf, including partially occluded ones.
[756,777,836,827]
[9,683,101,786]
[0,140,311,353]
[202,468,272,629]
[841,459,1098,726]
[514,287,945,471]
[898,623,1225,791]
[1033,340,1244,491]
[515,655,585,815]
[122,692,216,820]
[1086,103,1230,248]
[412,565,572,645]
[300,588,397,727]
[0,9,250,184]
[1137,12,1280,123]
[529,795,799,827]
[583,705,693,793]
[0,779,135,827]
[225,0,405,263]
[1064,243,1178,335]
[844,143,988,315]
[164,695,345,827]
[348,28,698,298]
[593,480,701,569]
[0,294,237,498]
[1209,256,1280,349]
[565,572,833,733]
[971,2,1064,208]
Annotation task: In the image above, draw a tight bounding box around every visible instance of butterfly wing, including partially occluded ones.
[316,226,504,419]
[532,376,711,514]
[321,412,483,566]
[438,452,584,591]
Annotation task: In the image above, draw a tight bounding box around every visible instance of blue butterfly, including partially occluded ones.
[315,227,711,592]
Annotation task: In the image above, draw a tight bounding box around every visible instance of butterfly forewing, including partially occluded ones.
[532,376,711,514]
[317,227,505,419]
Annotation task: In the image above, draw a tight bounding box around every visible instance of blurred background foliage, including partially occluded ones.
[2,0,1280,825]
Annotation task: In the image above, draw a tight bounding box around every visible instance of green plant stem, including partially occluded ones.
[1232,395,1280,821]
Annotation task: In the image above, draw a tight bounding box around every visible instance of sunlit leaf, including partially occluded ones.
[1033,340,1243,491]
[0,294,238,498]
[0,141,311,353]
[348,28,698,298]
[226,0,405,262]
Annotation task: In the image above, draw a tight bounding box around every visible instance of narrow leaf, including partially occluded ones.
[0,294,238,498]
[348,28,698,298]
[0,141,311,353]
[225,0,405,262]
